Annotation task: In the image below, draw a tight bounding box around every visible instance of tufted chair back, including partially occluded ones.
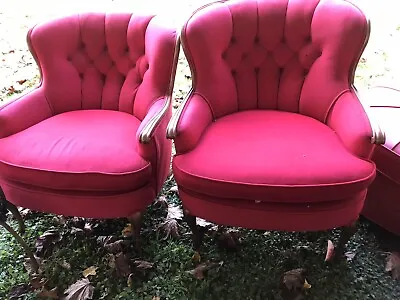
[182,0,369,122]
[28,13,175,121]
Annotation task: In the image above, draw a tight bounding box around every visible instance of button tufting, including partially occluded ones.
[125,46,129,52]
[242,53,247,59]
[79,73,84,79]
[231,69,236,75]
[255,67,260,73]
[67,56,71,61]
[104,45,108,52]
[230,37,236,44]
[254,36,259,44]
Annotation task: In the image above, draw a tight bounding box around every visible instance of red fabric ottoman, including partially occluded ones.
[362,86,400,235]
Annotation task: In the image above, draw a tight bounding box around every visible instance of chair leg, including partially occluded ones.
[127,212,143,256]
[0,193,39,273]
[6,201,25,234]
[335,220,357,259]
[183,209,203,251]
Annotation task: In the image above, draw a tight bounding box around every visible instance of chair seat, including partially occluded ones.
[173,110,375,203]
[0,110,151,192]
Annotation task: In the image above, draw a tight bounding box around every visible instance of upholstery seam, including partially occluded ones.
[323,89,350,124]
[194,92,215,119]
[256,0,260,109]
[78,14,84,110]
[0,159,151,176]
[175,162,376,189]
[298,0,321,113]
[178,186,364,212]
[2,179,152,198]
[100,13,107,110]
[27,25,55,116]
[225,2,239,112]
[376,169,400,187]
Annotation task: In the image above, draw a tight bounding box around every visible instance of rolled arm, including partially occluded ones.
[326,89,385,159]
[137,96,172,144]
[0,88,53,138]
[166,92,213,154]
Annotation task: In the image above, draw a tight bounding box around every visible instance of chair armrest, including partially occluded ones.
[137,33,180,144]
[0,88,53,138]
[137,96,172,144]
[167,92,213,154]
[326,89,384,159]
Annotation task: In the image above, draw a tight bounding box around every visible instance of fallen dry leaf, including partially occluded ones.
[67,217,85,229]
[83,222,93,234]
[114,252,132,277]
[216,229,241,251]
[196,217,214,228]
[133,260,154,272]
[30,275,47,290]
[166,205,183,220]
[60,260,71,270]
[35,229,62,257]
[127,273,134,287]
[122,223,133,237]
[23,256,42,276]
[280,268,310,300]
[192,251,201,263]
[97,236,130,254]
[324,240,335,262]
[17,79,27,85]
[187,261,223,280]
[37,287,59,299]
[153,196,168,210]
[63,278,94,300]
[160,218,181,239]
[18,207,31,218]
[344,251,356,262]
[168,185,179,193]
[385,252,400,280]
[8,283,31,299]
[82,266,98,278]
[152,297,160,300]
[96,235,118,246]
[7,85,15,95]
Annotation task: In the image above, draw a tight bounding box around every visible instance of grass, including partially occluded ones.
[1,177,400,299]
[1,0,400,299]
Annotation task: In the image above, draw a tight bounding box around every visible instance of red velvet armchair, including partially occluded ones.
[0,12,178,270]
[167,0,385,258]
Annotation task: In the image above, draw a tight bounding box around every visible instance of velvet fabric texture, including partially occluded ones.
[172,0,376,231]
[0,13,177,218]
[363,87,400,235]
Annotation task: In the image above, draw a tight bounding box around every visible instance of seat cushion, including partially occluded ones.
[0,110,151,192]
[173,110,376,202]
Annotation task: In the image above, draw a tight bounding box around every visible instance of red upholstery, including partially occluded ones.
[0,13,177,218]
[363,87,400,235]
[172,0,376,231]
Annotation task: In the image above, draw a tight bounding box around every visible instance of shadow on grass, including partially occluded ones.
[0,178,399,300]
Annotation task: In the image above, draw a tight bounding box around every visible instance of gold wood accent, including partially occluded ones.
[349,2,385,145]
[138,34,181,144]
[354,88,386,145]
